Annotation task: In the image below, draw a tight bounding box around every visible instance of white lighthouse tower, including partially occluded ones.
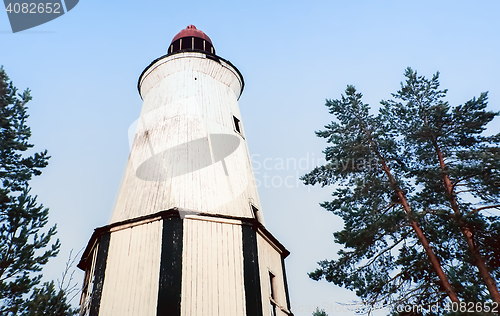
[78,25,293,316]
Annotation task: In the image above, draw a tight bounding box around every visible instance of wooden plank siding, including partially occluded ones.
[181,217,246,316]
[79,211,293,315]
[98,220,162,316]
[257,233,292,316]
[110,52,262,225]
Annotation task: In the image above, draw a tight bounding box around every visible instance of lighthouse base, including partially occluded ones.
[78,209,293,316]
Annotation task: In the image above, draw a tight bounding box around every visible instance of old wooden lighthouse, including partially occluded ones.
[78,25,293,316]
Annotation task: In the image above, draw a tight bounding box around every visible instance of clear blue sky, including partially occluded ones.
[2,1,500,314]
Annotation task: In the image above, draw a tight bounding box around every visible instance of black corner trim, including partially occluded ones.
[281,257,292,311]
[157,217,183,316]
[89,232,111,316]
[242,225,263,316]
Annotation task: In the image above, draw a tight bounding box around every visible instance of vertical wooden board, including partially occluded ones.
[147,222,161,310]
[219,222,229,316]
[196,219,204,316]
[181,220,246,316]
[207,222,218,315]
[210,221,217,315]
[121,228,133,315]
[145,222,160,313]
[227,224,238,315]
[236,223,246,315]
[226,224,236,316]
[207,220,214,314]
[197,220,205,315]
[185,219,197,316]
[131,225,146,313]
[221,223,230,316]
[214,222,221,315]
[234,225,246,316]
[217,222,225,315]
[108,228,124,315]
[99,228,130,315]
[118,228,132,315]
[99,221,162,316]
[187,219,195,315]
[157,217,183,316]
[242,225,263,316]
[181,219,188,316]
[189,219,198,316]
[180,218,190,316]
[256,234,269,316]
[191,219,198,316]
[131,224,145,314]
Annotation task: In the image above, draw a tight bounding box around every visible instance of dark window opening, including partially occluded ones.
[269,272,275,299]
[181,37,192,50]
[251,204,259,219]
[194,37,204,50]
[171,40,180,52]
[233,116,241,134]
[269,272,277,316]
[206,42,214,54]
[168,37,215,55]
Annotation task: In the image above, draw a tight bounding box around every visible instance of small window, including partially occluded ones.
[233,115,242,134]
[269,272,277,316]
[194,37,204,50]
[269,272,276,299]
[181,37,193,50]
[251,204,259,219]
[171,40,180,52]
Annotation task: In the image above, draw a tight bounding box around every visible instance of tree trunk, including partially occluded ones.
[378,158,459,303]
[362,125,460,303]
[432,139,500,304]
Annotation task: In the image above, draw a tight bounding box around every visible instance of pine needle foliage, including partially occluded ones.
[312,307,328,316]
[302,68,500,314]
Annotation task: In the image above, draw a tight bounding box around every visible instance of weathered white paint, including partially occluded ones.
[110,52,261,224]
[98,220,163,316]
[181,217,246,315]
[257,233,291,316]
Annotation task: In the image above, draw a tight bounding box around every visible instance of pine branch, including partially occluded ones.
[357,233,409,271]
[469,204,500,215]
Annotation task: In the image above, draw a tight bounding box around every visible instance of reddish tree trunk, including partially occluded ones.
[379,159,460,303]
[432,139,500,304]
[363,125,460,303]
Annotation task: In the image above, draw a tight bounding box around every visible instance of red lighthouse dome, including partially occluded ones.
[168,25,215,55]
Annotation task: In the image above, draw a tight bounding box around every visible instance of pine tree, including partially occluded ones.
[0,66,77,315]
[312,307,328,316]
[302,69,500,313]
[380,68,500,303]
